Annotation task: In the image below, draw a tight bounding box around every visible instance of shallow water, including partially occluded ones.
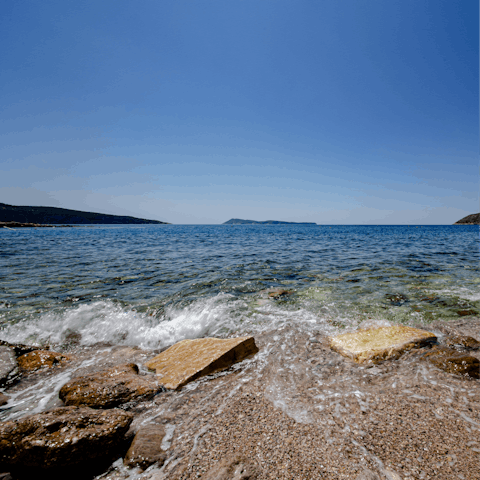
[0,225,478,349]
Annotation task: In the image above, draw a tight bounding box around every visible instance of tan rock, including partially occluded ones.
[145,336,259,390]
[17,350,69,372]
[424,347,480,379]
[124,424,167,470]
[330,326,436,364]
[59,363,162,409]
[0,393,8,406]
[268,289,292,298]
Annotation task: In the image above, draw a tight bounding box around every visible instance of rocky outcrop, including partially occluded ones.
[424,347,479,378]
[330,326,437,364]
[17,350,69,372]
[59,363,162,408]
[145,336,259,390]
[124,424,167,470]
[0,346,17,386]
[454,213,480,225]
[0,406,133,470]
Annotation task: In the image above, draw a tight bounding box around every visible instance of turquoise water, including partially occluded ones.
[0,225,478,349]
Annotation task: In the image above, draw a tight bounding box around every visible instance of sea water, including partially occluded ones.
[1,224,480,478]
[1,224,479,349]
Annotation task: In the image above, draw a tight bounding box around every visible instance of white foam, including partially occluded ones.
[0,294,241,350]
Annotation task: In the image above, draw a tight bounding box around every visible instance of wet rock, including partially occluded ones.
[0,340,47,358]
[124,424,167,470]
[59,363,162,408]
[444,334,480,351]
[330,326,436,364]
[17,350,69,372]
[145,336,259,390]
[0,406,133,470]
[431,319,480,348]
[203,456,259,480]
[268,289,292,298]
[0,346,17,386]
[0,393,9,406]
[424,347,480,379]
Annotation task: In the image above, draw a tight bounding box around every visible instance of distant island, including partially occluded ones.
[223,218,316,225]
[454,213,480,225]
[0,203,169,225]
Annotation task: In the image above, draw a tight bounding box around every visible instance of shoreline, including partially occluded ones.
[1,319,479,479]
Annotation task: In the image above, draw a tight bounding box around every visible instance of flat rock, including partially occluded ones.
[124,424,167,470]
[59,363,162,408]
[145,336,259,390]
[424,347,480,379]
[203,456,259,480]
[0,346,17,386]
[0,406,133,470]
[330,326,436,364]
[17,350,69,372]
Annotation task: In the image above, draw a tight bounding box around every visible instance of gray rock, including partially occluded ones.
[124,424,167,470]
[0,346,17,387]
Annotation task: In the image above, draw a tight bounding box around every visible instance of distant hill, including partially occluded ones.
[454,213,480,225]
[0,203,169,225]
[223,218,316,225]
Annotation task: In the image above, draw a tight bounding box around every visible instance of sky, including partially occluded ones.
[0,0,478,224]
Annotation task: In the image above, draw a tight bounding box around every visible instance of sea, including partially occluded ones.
[1,224,479,433]
[1,224,479,351]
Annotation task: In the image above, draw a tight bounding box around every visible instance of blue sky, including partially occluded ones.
[1,0,478,224]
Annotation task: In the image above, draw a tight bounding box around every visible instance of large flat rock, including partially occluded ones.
[330,326,436,364]
[145,336,259,389]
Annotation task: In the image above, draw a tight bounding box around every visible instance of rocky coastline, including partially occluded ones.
[454,213,480,225]
[0,221,75,229]
[0,320,479,480]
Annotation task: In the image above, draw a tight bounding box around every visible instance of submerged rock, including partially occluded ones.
[203,455,259,480]
[330,326,436,364]
[0,346,17,386]
[424,347,480,379]
[268,289,292,298]
[59,363,162,408]
[124,424,167,470]
[0,406,133,470]
[17,350,69,372]
[145,336,259,390]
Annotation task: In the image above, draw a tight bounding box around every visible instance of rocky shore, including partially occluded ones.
[0,319,479,479]
[0,221,74,229]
